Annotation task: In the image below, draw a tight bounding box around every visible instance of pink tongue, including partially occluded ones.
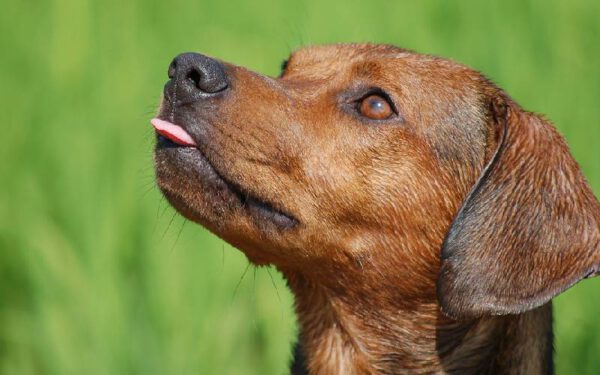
[151,118,197,146]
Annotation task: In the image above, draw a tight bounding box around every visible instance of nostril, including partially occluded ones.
[167,52,229,97]
[186,69,202,89]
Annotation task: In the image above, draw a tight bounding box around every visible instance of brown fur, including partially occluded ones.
[153,43,600,374]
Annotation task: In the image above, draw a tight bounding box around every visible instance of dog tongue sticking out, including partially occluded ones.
[151,118,197,146]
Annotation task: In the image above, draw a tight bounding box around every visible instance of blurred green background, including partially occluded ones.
[1,0,599,374]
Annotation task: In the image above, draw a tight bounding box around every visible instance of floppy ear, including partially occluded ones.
[437,94,600,319]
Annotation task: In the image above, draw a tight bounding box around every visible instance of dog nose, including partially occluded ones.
[165,52,228,102]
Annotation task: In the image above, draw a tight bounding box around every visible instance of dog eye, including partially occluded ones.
[358,94,394,120]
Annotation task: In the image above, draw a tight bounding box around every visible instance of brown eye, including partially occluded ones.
[359,94,394,120]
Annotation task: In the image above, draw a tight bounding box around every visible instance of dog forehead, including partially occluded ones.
[290,43,402,61]
[283,44,480,87]
[282,43,405,79]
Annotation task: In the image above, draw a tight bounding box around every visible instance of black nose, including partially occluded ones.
[165,52,228,103]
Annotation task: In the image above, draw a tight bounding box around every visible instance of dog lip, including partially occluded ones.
[199,152,300,229]
[151,118,197,146]
[153,118,299,230]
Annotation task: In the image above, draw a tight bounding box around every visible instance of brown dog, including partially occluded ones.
[152,44,600,374]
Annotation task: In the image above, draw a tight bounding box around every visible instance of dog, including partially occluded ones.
[151,44,600,374]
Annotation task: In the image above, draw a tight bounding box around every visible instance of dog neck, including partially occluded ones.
[283,271,554,375]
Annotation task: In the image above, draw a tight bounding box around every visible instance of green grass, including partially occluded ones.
[1,0,599,373]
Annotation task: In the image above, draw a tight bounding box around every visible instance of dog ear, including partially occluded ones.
[437,93,600,319]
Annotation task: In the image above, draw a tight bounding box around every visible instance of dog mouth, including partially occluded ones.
[151,118,298,230]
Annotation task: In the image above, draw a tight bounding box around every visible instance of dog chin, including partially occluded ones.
[154,140,298,235]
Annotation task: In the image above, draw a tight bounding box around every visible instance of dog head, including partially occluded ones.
[153,44,600,318]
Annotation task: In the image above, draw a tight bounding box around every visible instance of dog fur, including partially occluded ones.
[153,44,600,374]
